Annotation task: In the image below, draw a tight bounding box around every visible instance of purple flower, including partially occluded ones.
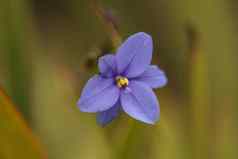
[77,32,167,126]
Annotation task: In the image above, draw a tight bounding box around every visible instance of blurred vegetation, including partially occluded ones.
[0,0,238,159]
[0,87,46,159]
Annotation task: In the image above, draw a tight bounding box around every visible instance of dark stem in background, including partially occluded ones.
[91,0,122,48]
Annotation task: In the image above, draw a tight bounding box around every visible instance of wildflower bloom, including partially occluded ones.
[77,32,167,125]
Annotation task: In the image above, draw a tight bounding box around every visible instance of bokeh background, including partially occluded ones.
[0,0,238,159]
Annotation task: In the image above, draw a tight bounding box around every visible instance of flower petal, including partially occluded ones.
[120,81,160,124]
[77,75,119,112]
[98,54,117,77]
[116,32,153,78]
[134,65,167,88]
[96,102,121,126]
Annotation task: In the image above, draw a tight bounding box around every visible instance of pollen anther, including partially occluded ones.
[116,76,129,88]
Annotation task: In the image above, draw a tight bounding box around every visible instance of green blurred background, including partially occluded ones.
[0,0,238,159]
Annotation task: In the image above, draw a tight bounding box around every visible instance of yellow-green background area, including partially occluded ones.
[0,0,238,159]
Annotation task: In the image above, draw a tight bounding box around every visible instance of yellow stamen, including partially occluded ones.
[116,76,129,88]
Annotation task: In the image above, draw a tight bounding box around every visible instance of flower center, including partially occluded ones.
[116,76,129,88]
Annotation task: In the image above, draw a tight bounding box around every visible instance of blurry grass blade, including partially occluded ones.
[1,0,32,121]
[190,49,210,159]
[0,86,47,159]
